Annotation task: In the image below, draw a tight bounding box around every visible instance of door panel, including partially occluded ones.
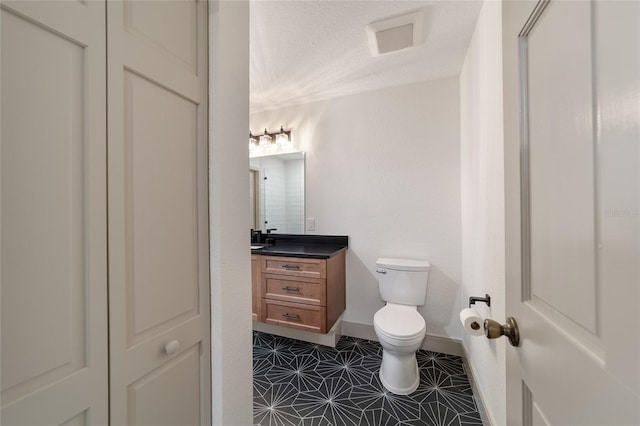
[523,384,552,426]
[108,0,210,424]
[127,344,201,426]
[124,70,200,344]
[526,0,598,335]
[504,1,640,424]
[2,9,86,392]
[123,0,197,72]
[1,1,107,424]
[60,411,88,426]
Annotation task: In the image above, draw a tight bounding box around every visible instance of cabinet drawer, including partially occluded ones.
[262,256,326,279]
[263,274,326,306]
[262,299,326,334]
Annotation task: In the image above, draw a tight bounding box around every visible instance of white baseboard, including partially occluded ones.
[341,320,377,341]
[423,333,464,357]
[340,321,464,357]
[462,345,492,426]
[252,318,464,359]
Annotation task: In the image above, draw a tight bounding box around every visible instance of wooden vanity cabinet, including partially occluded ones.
[251,254,261,321]
[258,251,345,334]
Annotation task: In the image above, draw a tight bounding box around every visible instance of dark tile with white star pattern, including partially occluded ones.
[253,331,483,426]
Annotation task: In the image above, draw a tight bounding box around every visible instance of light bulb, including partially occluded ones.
[275,126,290,148]
[276,132,290,147]
[249,136,258,150]
[259,133,272,147]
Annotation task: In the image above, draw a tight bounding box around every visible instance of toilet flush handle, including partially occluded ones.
[376,268,387,274]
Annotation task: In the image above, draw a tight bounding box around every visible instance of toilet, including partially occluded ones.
[373,258,430,395]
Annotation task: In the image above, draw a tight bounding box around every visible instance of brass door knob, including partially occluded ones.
[484,317,520,347]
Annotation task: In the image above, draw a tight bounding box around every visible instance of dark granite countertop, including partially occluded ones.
[250,234,348,259]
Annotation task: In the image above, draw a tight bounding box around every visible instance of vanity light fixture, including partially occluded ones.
[275,126,292,148]
[249,126,293,154]
[258,128,273,149]
[249,132,258,151]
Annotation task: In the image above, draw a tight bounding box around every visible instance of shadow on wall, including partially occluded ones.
[250,99,330,155]
[344,251,386,322]
[418,265,461,339]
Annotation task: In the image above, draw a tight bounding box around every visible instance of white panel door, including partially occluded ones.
[106,1,211,424]
[504,1,640,424]
[0,1,108,425]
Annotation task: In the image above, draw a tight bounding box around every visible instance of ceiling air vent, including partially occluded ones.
[367,10,424,56]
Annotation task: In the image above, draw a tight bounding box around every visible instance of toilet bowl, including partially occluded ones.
[374,303,426,394]
[374,258,430,395]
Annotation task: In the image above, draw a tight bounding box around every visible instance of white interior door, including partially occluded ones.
[504,0,640,424]
[1,1,108,424]
[106,1,211,424]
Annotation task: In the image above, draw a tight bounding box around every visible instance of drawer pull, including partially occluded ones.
[282,286,301,293]
[282,264,301,270]
[282,313,301,320]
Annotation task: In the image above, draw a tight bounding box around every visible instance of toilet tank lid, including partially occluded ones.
[376,258,430,271]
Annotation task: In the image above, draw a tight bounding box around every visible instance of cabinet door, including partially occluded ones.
[252,255,261,321]
[1,1,108,424]
[106,1,211,424]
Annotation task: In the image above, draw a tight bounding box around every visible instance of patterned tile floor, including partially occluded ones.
[253,331,483,426]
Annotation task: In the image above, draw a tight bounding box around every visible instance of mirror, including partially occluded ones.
[249,152,305,234]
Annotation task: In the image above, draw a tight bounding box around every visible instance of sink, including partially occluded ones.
[251,245,264,250]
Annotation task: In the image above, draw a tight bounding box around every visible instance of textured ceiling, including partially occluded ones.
[250,0,483,113]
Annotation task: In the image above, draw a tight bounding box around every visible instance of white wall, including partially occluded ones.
[251,78,462,340]
[208,1,253,425]
[460,2,506,425]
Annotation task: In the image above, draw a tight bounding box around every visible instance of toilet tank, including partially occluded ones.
[376,258,430,306]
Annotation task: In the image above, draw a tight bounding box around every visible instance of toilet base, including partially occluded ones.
[379,349,420,395]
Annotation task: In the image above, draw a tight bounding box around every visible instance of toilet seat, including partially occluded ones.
[374,304,425,341]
